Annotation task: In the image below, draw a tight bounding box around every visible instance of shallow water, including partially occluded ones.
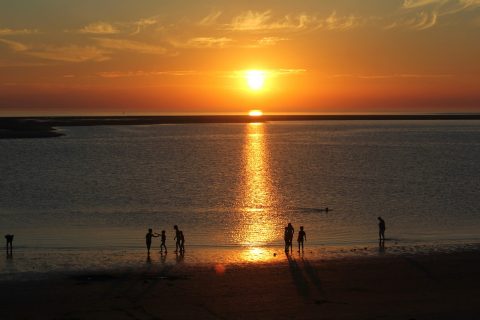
[1,120,480,271]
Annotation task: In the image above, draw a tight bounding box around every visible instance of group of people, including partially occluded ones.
[145,225,185,255]
[144,217,385,256]
[284,223,307,253]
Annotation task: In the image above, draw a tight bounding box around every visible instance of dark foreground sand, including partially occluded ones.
[1,252,479,320]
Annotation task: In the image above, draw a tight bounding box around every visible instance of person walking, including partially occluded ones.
[160,230,167,253]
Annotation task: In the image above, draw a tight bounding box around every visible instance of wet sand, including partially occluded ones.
[1,251,479,319]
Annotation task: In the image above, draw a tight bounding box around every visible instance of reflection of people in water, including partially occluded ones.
[160,230,167,253]
[297,226,306,252]
[378,239,385,254]
[378,217,386,241]
[145,228,158,255]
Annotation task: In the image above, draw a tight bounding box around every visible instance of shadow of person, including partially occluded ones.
[146,253,152,265]
[287,254,310,297]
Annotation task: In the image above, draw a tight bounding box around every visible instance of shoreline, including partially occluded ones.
[1,250,479,319]
[2,241,478,281]
[1,114,480,139]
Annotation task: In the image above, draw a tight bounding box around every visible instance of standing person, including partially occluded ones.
[297,226,306,252]
[378,217,386,241]
[145,228,158,255]
[160,230,167,253]
[173,225,181,253]
[284,226,290,252]
[5,234,14,256]
[287,222,294,252]
[179,231,185,253]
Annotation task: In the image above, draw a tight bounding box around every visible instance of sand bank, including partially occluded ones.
[1,251,479,319]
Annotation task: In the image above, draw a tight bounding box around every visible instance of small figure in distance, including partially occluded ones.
[297,226,306,252]
[5,234,14,256]
[179,231,185,253]
[284,226,289,253]
[145,228,158,255]
[174,225,181,253]
[325,207,329,212]
[160,230,167,254]
[378,217,386,241]
[287,223,294,253]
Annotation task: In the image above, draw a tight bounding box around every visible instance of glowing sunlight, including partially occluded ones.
[249,110,263,117]
[245,70,266,91]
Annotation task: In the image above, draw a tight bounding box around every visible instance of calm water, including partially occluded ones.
[1,120,480,271]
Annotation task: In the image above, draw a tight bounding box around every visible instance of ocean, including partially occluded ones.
[1,120,480,274]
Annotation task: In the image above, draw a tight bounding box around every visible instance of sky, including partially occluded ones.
[0,0,479,115]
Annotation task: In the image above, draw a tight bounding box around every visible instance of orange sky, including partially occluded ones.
[1,0,479,115]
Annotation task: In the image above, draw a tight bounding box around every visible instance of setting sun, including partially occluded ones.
[249,110,263,117]
[245,70,266,91]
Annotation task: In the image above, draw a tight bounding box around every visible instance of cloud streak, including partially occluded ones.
[393,0,480,29]
[0,28,38,36]
[27,45,110,62]
[78,22,119,34]
[226,10,363,32]
[330,73,453,79]
[97,70,200,78]
[0,38,28,51]
[179,37,233,48]
[94,38,167,54]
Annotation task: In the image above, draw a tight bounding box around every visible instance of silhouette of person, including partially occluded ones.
[5,234,13,255]
[160,230,167,253]
[179,231,185,253]
[174,225,181,253]
[287,223,295,253]
[284,226,289,252]
[145,228,158,255]
[378,217,386,241]
[297,226,306,252]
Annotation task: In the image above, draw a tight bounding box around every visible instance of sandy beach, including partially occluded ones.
[1,250,479,320]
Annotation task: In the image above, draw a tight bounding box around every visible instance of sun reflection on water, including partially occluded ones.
[234,123,280,255]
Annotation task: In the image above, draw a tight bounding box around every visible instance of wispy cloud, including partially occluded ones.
[94,38,167,54]
[329,73,453,79]
[226,10,363,32]
[256,37,289,46]
[228,11,316,31]
[97,70,199,78]
[1,38,110,63]
[391,0,480,29]
[27,46,110,62]
[386,11,438,30]
[0,28,38,36]
[0,38,28,51]
[324,11,362,30]
[130,17,160,35]
[199,11,222,26]
[78,22,118,34]
[231,68,306,78]
[176,37,233,48]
